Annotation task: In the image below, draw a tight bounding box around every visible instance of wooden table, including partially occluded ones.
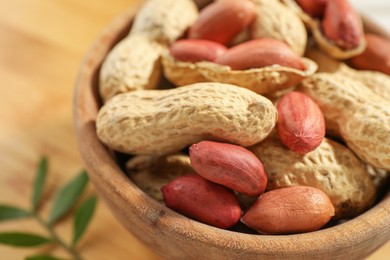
[0,1,388,259]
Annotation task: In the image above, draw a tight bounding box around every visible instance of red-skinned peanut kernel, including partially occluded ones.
[188,0,255,45]
[349,33,390,75]
[277,91,326,154]
[215,39,307,71]
[169,39,228,62]
[295,0,328,18]
[189,141,267,196]
[322,0,363,50]
[161,173,242,229]
[241,186,335,234]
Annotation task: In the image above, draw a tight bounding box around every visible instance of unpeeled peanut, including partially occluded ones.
[241,186,335,234]
[189,0,255,45]
[276,91,325,154]
[126,154,193,202]
[250,0,307,56]
[215,39,307,71]
[129,0,198,44]
[169,39,227,62]
[96,83,277,155]
[162,174,242,229]
[189,141,267,196]
[349,33,390,75]
[299,73,390,170]
[99,35,164,103]
[322,0,363,50]
[305,46,390,103]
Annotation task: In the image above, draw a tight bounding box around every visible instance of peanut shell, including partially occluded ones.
[126,154,193,202]
[96,82,277,155]
[99,35,164,103]
[250,0,307,56]
[340,101,390,170]
[129,0,198,45]
[305,47,390,101]
[162,54,317,95]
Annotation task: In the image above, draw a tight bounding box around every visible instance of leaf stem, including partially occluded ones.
[33,212,83,260]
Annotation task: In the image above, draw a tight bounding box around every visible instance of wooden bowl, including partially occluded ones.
[73,2,390,259]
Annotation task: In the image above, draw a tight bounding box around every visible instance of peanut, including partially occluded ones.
[169,39,227,63]
[322,0,363,50]
[294,0,328,17]
[126,154,193,202]
[349,33,390,75]
[96,82,277,155]
[129,0,198,45]
[299,73,390,170]
[276,91,325,154]
[189,141,267,196]
[282,0,366,59]
[161,174,242,229]
[99,35,164,103]
[340,102,390,170]
[250,136,376,219]
[189,0,255,45]
[306,46,390,102]
[215,39,306,71]
[241,186,335,234]
[162,51,317,95]
[250,0,307,56]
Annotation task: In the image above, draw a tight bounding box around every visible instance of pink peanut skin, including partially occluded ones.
[295,0,328,17]
[277,91,325,154]
[169,39,228,62]
[241,186,335,234]
[188,0,255,45]
[161,174,242,229]
[322,0,363,50]
[189,141,267,196]
[215,39,307,71]
[349,33,390,75]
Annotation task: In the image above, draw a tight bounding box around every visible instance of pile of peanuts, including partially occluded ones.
[95,0,390,235]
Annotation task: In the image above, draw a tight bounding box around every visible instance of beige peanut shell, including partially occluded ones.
[250,136,376,219]
[129,0,198,45]
[126,154,193,202]
[299,73,390,170]
[162,54,317,95]
[99,35,164,103]
[339,101,390,170]
[250,0,307,56]
[96,82,277,155]
[306,47,390,101]
[282,0,366,59]
[365,165,390,195]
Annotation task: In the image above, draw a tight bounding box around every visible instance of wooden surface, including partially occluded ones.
[0,0,389,259]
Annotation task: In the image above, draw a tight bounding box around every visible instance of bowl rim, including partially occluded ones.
[73,2,390,258]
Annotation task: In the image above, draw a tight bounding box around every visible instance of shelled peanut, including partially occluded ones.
[95,0,389,235]
[282,0,366,59]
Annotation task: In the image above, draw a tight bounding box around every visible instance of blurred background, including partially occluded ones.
[0,0,389,259]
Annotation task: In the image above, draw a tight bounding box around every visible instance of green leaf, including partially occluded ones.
[47,171,89,225]
[32,156,49,211]
[0,232,51,247]
[72,196,97,246]
[25,255,65,260]
[0,205,30,221]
